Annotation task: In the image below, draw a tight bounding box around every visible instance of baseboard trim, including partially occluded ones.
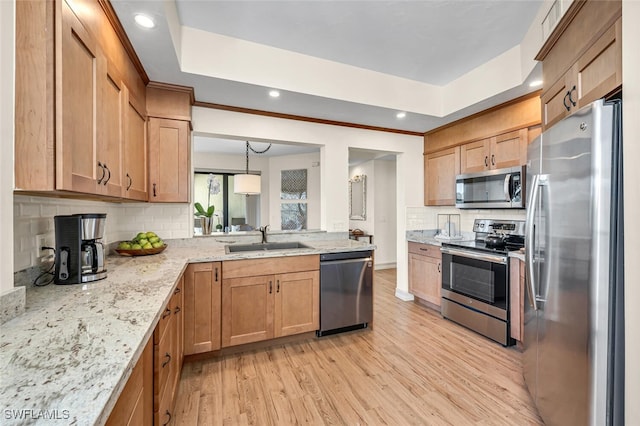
[374,262,396,270]
[395,288,415,301]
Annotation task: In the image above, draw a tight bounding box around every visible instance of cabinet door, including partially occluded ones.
[222,275,274,347]
[460,139,490,173]
[274,270,319,338]
[408,253,441,306]
[509,257,525,342]
[148,118,190,202]
[123,89,148,201]
[97,59,124,197]
[184,262,221,355]
[56,1,100,194]
[541,73,571,129]
[575,18,622,109]
[491,129,527,169]
[424,147,460,206]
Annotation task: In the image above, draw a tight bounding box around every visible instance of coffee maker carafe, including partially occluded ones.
[54,214,107,284]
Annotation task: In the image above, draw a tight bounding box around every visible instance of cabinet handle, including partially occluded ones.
[484,156,488,167]
[162,307,171,319]
[491,154,495,166]
[162,352,171,368]
[563,91,572,111]
[269,281,273,294]
[438,263,441,273]
[215,267,219,282]
[97,162,105,184]
[419,247,429,251]
[276,280,280,293]
[126,173,132,191]
[103,164,111,185]
[174,287,181,294]
[174,306,181,314]
[153,183,157,197]
[163,410,172,426]
[568,85,577,107]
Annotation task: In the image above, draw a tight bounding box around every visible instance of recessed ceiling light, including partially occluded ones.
[269,90,280,98]
[134,14,155,29]
[396,112,406,119]
[529,80,543,88]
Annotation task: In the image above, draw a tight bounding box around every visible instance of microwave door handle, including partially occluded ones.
[525,174,540,311]
[503,173,512,201]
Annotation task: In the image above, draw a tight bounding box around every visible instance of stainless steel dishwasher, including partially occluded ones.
[317,250,373,336]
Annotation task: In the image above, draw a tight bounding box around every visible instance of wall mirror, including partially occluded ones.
[349,175,366,220]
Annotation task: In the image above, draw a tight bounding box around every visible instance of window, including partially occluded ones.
[280,169,307,230]
[193,172,258,232]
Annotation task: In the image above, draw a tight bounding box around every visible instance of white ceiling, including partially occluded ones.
[111,0,544,155]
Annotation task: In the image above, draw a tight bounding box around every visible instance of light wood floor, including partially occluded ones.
[173,269,543,425]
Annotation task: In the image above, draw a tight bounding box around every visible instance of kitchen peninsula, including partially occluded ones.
[1,235,374,425]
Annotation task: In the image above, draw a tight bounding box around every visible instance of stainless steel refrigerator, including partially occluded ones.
[524,99,624,426]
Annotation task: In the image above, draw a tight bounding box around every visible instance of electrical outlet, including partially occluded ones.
[36,234,46,258]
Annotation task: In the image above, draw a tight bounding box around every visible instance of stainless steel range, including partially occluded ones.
[440,219,524,346]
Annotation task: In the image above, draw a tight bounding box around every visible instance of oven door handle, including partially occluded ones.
[440,247,508,265]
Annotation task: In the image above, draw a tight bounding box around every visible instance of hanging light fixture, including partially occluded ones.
[234,141,271,195]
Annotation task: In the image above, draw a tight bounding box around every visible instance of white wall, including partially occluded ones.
[191,106,423,293]
[268,152,321,230]
[1,0,15,295]
[623,1,640,424]
[349,161,375,234]
[373,159,397,267]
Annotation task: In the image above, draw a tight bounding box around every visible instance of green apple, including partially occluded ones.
[138,238,149,246]
[146,231,157,239]
[142,242,153,249]
[149,236,160,244]
[131,243,142,250]
[151,241,163,248]
[118,241,131,250]
[136,232,147,241]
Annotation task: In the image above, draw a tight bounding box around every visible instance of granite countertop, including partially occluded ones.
[1,237,373,425]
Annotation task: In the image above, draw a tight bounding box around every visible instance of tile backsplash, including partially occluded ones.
[406,205,526,233]
[13,195,191,272]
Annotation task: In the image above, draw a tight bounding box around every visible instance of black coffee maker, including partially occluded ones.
[54,214,107,284]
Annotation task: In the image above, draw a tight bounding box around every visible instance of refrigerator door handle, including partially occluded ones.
[503,173,512,201]
[525,174,542,310]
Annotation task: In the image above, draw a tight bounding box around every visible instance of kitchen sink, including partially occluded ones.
[225,241,312,253]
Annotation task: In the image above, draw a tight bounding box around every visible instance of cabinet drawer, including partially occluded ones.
[223,255,319,279]
[408,242,441,258]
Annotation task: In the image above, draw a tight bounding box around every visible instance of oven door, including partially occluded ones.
[441,247,508,310]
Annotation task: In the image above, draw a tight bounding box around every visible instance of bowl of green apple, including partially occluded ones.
[115,231,167,256]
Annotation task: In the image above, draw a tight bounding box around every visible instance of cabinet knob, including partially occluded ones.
[174,306,181,314]
[174,287,181,294]
[568,85,577,107]
[97,162,105,184]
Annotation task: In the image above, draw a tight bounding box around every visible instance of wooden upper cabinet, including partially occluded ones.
[460,129,527,174]
[537,1,621,129]
[148,118,190,203]
[97,59,124,198]
[56,1,100,194]
[123,90,148,201]
[183,262,221,355]
[424,147,460,206]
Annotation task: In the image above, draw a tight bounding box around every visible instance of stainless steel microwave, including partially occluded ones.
[455,165,525,209]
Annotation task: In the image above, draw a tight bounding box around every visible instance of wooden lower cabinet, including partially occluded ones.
[183,262,222,355]
[153,279,183,425]
[407,242,442,307]
[221,256,320,348]
[106,338,153,426]
[510,257,525,342]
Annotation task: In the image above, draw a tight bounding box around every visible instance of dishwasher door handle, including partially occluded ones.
[321,257,372,266]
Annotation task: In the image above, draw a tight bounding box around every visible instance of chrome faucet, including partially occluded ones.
[260,225,269,243]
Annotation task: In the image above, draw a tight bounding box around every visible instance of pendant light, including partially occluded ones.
[234,141,271,195]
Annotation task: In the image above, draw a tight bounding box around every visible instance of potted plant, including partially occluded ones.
[195,174,220,234]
